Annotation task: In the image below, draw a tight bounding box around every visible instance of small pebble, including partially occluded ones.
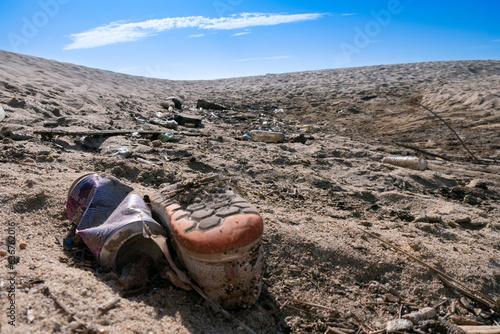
[0,250,7,256]
[19,242,27,250]
[151,140,162,147]
[68,321,81,330]
[464,195,479,205]
[413,215,429,223]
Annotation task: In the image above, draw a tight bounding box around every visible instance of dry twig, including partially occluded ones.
[98,298,121,313]
[42,286,91,332]
[392,141,451,161]
[409,101,481,163]
[356,228,499,313]
[278,296,338,313]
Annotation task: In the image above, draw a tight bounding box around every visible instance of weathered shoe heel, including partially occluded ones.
[150,177,264,309]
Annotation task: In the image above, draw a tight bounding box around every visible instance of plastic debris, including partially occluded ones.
[67,173,166,269]
[381,156,428,171]
[386,319,413,333]
[249,130,285,143]
[101,145,132,159]
[158,133,174,142]
[241,133,252,141]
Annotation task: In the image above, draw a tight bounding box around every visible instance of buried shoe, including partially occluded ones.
[149,175,264,309]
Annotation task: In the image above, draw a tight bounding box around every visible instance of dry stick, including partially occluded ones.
[356,228,499,313]
[42,286,90,332]
[458,326,500,334]
[325,326,350,334]
[278,296,338,314]
[438,275,499,313]
[409,101,481,163]
[391,141,452,161]
[98,298,121,313]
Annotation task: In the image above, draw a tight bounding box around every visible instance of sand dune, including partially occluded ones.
[0,51,499,333]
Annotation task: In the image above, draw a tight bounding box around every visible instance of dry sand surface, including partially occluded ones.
[0,50,499,333]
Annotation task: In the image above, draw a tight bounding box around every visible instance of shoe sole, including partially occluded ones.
[150,177,264,309]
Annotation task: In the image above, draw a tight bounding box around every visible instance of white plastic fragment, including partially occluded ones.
[381,156,428,170]
[0,106,5,122]
[386,319,413,333]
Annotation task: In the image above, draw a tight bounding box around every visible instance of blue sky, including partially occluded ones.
[1,0,499,80]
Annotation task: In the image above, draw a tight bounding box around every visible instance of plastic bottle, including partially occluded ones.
[249,130,285,143]
[159,133,174,142]
[381,156,427,171]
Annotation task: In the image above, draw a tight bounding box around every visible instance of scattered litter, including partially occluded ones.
[150,118,178,130]
[133,116,147,124]
[241,133,252,141]
[0,106,4,122]
[161,97,182,110]
[101,145,133,159]
[295,125,310,131]
[158,133,174,142]
[67,173,166,269]
[249,130,285,143]
[196,99,226,110]
[130,131,141,138]
[381,156,428,170]
[386,319,413,333]
[174,113,202,127]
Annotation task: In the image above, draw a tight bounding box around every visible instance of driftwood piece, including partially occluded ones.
[409,101,481,163]
[357,228,499,313]
[33,129,208,138]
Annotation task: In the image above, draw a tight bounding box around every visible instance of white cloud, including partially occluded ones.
[235,55,291,62]
[232,30,251,37]
[64,13,325,49]
[341,13,356,16]
[189,33,205,38]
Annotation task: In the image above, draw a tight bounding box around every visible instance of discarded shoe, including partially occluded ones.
[150,175,264,309]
